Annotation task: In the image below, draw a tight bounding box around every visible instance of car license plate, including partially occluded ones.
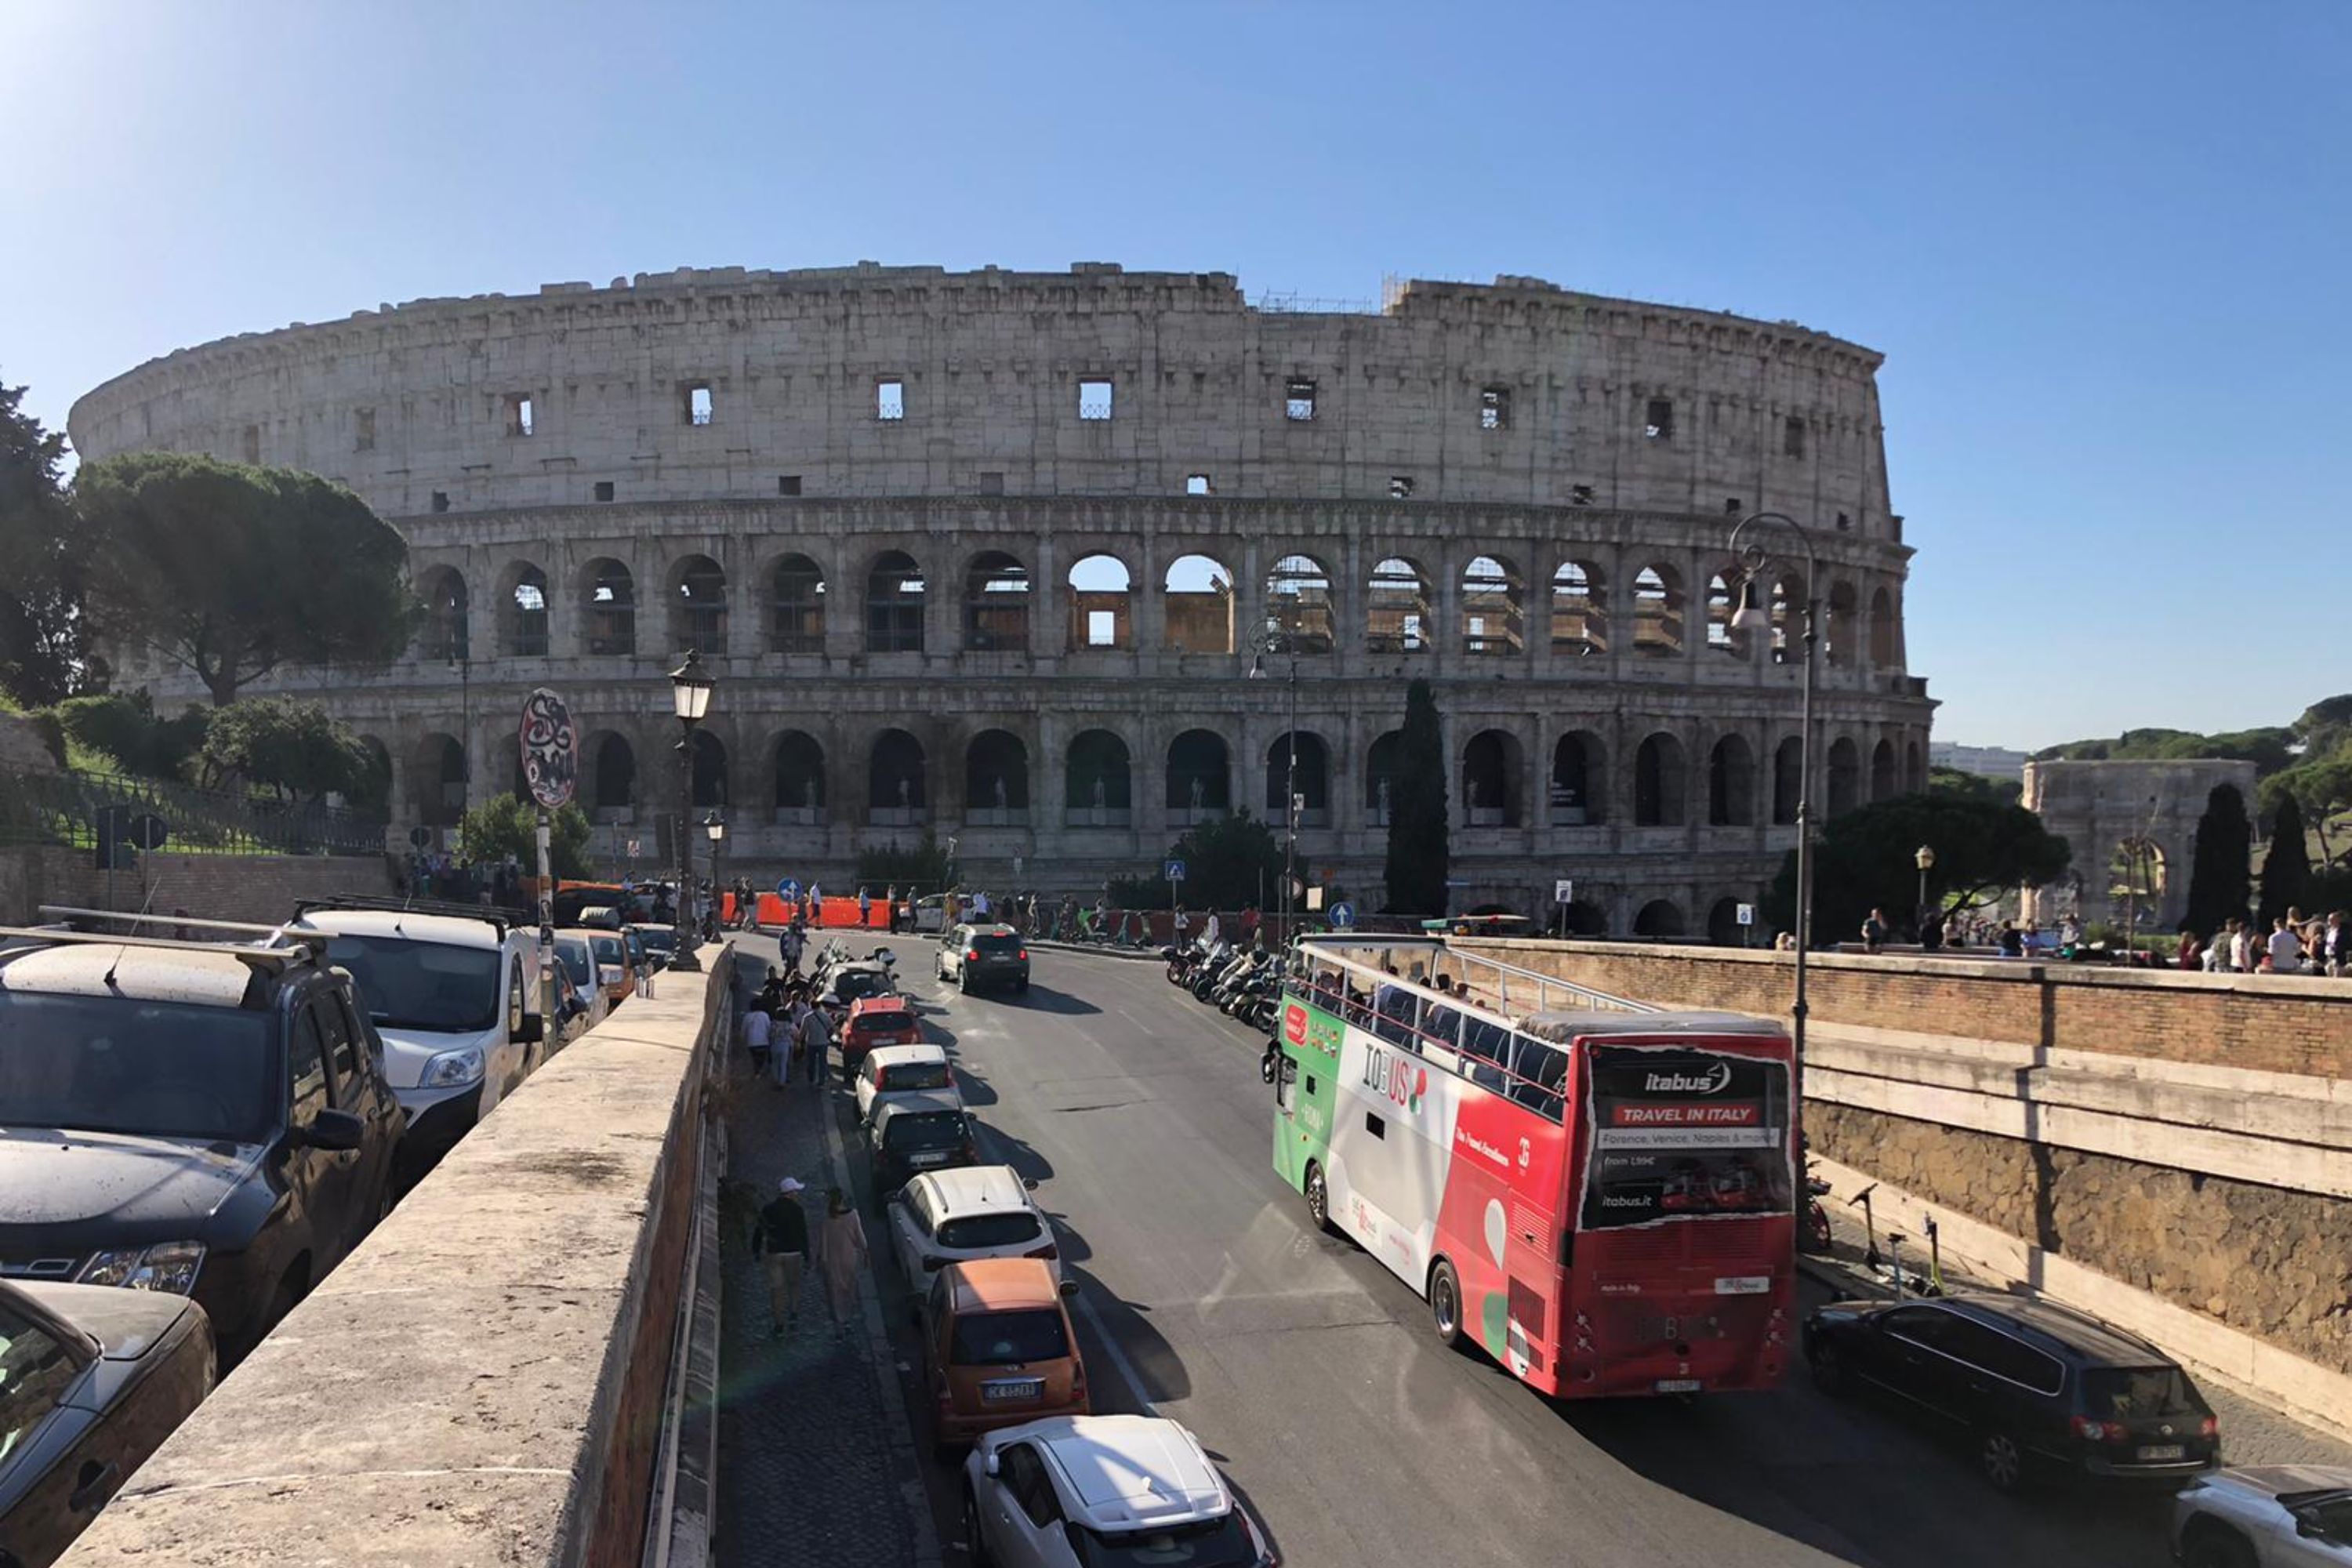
[1655,1378,1702,1393]
[909,1152,948,1167]
[2136,1443,2185,1462]
[1713,1276,1771,1295]
[982,1379,1044,1403]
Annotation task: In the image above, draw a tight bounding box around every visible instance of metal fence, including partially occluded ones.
[0,768,390,858]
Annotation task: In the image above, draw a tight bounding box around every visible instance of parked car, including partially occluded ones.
[1803,1293,2220,1491]
[885,1166,1059,1294]
[937,924,1029,995]
[548,933,619,1033]
[0,1279,215,1568]
[913,895,949,935]
[2171,1466,2352,1567]
[0,922,405,1361]
[867,1094,981,1192]
[964,1414,1277,1568]
[626,923,680,970]
[289,898,549,1180]
[920,1259,1087,1449]
[818,960,897,1011]
[841,995,923,1077]
[855,1044,959,1125]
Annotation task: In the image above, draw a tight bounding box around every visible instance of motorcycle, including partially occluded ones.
[1191,941,1244,1003]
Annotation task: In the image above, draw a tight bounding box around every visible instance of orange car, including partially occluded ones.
[918,1258,1088,1446]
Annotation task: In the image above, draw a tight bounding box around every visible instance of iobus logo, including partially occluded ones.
[1362,1047,1428,1115]
[1642,1062,1733,1095]
[1283,1004,1308,1047]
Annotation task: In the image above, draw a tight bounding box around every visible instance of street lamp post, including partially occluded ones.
[705,811,726,938]
[1915,844,1937,935]
[1729,512,1820,1098]
[1248,630,1300,946]
[668,650,713,972]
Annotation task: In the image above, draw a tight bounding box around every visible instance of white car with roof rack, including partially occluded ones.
[964,1413,1276,1567]
[884,1164,1058,1294]
[854,1042,960,1125]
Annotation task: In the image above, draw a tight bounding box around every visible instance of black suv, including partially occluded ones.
[0,917,406,1363]
[1804,1292,2220,1491]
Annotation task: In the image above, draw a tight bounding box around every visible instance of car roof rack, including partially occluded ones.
[38,906,302,942]
[294,894,515,938]
[0,924,325,969]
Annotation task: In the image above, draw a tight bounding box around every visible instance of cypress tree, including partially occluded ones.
[2258,793,2311,926]
[2183,783,2252,936]
[1382,677,1450,913]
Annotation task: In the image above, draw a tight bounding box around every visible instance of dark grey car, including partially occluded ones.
[937,924,1029,995]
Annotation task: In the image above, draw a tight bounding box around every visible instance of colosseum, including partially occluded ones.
[68,262,1933,937]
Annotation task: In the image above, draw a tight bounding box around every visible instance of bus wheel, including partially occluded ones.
[1428,1258,1465,1350]
[1304,1162,1332,1233]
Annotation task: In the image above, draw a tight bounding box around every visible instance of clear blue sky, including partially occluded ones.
[5,2,2343,750]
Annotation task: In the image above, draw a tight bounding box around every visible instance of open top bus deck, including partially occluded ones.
[1269,935,1797,1399]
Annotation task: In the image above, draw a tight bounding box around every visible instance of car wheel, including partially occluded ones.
[964,1484,993,1567]
[1976,1428,2026,1493]
[2181,1526,2257,1568]
[1428,1258,1465,1351]
[959,975,971,996]
[1808,1340,1850,1397]
[1304,1161,1332,1234]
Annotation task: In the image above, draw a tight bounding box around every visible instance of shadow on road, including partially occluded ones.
[1069,1264,1193,1405]
[996,985,1102,1017]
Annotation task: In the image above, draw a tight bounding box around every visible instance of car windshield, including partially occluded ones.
[1073,1514,1254,1568]
[0,1298,83,1469]
[883,1062,953,1092]
[634,928,676,953]
[554,942,593,988]
[949,1307,1068,1367]
[884,1111,967,1150]
[324,935,501,1034]
[590,935,626,967]
[2082,1365,2203,1419]
[0,990,276,1143]
[974,934,1022,955]
[836,971,888,1002]
[937,1212,1041,1249]
[856,1009,916,1035]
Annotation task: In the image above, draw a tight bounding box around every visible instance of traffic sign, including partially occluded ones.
[1736,902,1757,927]
[1165,859,1187,883]
[777,878,802,901]
[1554,877,1574,905]
[517,688,578,809]
[1329,901,1357,930]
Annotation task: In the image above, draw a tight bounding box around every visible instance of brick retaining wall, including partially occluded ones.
[0,844,393,926]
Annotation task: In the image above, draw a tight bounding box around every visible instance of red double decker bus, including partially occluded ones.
[1268,936,1796,1399]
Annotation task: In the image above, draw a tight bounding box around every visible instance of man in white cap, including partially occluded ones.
[751,1176,811,1336]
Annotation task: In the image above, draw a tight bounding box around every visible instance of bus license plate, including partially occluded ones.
[2136,1443,2185,1462]
[983,1379,1044,1403]
[1713,1276,1770,1295]
[1656,1378,1702,1393]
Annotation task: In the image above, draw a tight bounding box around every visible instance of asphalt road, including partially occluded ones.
[751,938,2350,1568]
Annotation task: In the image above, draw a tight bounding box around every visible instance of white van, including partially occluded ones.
[286,897,548,1179]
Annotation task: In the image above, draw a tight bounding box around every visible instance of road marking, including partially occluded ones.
[1069,1282,1161,1419]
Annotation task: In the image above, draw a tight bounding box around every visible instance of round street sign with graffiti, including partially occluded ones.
[517,688,578,809]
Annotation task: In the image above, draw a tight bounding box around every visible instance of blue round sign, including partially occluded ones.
[1329,901,1356,930]
[776,878,802,900]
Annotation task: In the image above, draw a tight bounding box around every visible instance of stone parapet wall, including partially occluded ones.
[0,844,393,926]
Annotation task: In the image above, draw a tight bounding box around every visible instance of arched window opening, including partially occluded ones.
[1166,729,1230,821]
[584,559,636,657]
[2108,839,2168,924]
[964,552,1030,652]
[1706,897,1749,946]
[1870,739,1896,801]
[1708,735,1755,826]
[688,730,728,809]
[1551,562,1606,656]
[1826,737,1861,816]
[965,730,1031,822]
[1551,732,1605,825]
[865,551,927,654]
[772,731,826,822]
[1164,555,1236,655]
[1906,739,1926,793]
[1367,558,1429,654]
[1560,900,1607,936]
[869,729,927,823]
[1634,733,1687,827]
[1767,576,1802,665]
[1461,730,1523,828]
[1771,737,1803,826]
[1826,582,1858,669]
[1632,565,1682,657]
[1365,731,1403,825]
[1460,555,1523,657]
[416,567,469,662]
[1869,586,1897,668]
[1264,554,1335,654]
[1634,899,1686,938]
[1705,572,1749,658]
[671,555,728,653]
[353,736,392,815]
[1067,554,1134,652]
[769,555,826,655]
[1264,733,1330,826]
[1065,730,1132,825]
[589,734,637,823]
[503,563,550,658]
[416,734,466,829]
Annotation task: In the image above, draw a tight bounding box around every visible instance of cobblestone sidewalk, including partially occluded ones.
[715,1011,938,1568]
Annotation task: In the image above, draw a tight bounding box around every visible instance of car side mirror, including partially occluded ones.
[2296,1514,2326,1541]
[515,1012,544,1045]
[1022,1177,1040,1192]
[982,1449,1001,1478]
[299,1109,365,1152]
[1058,1279,1080,1299]
[885,1189,906,1205]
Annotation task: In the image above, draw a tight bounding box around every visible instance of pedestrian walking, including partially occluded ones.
[2268,916,2303,975]
[1860,907,1889,953]
[799,999,831,1086]
[2325,910,2350,977]
[742,1000,774,1081]
[884,884,900,933]
[858,886,873,928]
[752,1177,811,1337]
[815,1186,869,1334]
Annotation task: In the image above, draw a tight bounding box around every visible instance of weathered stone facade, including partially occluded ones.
[2020,757,2258,931]
[69,263,1932,920]
[1811,1102,2352,1377]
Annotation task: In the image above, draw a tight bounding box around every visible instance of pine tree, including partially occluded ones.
[1382,678,1450,913]
[2257,793,2311,926]
[2183,783,2252,936]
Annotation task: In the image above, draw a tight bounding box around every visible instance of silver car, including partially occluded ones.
[2172,1466,2352,1567]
